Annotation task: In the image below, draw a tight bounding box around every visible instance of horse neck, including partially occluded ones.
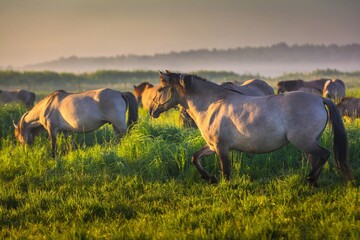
[23,107,41,124]
[24,93,55,124]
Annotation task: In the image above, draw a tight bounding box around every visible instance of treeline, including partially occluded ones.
[23,43,360,73]
[0,70,246,92]
[1,69,360,94]
[161,43,360,62]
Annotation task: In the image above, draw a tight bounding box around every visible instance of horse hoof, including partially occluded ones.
[307,178,319,188]
[209,176,218,184]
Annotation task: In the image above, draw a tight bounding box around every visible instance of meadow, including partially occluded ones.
[0,70,360,239]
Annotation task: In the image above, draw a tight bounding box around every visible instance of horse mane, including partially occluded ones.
[38,90,66,103]
[184,74,246,95]
[31,90,67,111]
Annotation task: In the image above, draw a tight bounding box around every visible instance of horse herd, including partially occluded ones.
[3,71,360,186]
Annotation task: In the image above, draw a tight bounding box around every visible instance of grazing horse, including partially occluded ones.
[14,88,138,156]
[149,71,353,186]
[0,89,36,109]
[133,82,161,109]
[337,97,360,119]
[323,79,346,102]
[221,79,274,96]
[277,79,329,95]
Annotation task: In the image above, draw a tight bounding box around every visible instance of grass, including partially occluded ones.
[0,102,359,239]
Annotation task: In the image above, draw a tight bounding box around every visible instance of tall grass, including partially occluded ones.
[0,101,359,239]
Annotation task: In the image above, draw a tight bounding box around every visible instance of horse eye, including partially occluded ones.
[157,88,163,92]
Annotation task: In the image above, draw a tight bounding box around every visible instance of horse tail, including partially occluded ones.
[122,92,138,131]
[323,98,353,181]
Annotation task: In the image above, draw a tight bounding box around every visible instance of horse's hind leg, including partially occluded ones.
[112,124,126,142]
[306,144,330,187]
[192,145,217,184]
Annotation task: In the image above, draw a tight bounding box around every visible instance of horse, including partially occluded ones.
[133,81,196,128]
[323,79,346,103]
[337,97,360,119]
[277,79,329,95]
[286,87,321,96]
[14,88,138,157]
[0,89,36,109]
[133,82,161,109]
[221,79,274,96]
[149,71,353,187]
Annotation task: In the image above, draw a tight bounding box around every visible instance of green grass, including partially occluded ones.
[0,101,360,239]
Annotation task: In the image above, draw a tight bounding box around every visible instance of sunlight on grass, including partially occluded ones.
[1,93,359,239]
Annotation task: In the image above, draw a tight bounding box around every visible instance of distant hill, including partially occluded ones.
[22,43,360,76]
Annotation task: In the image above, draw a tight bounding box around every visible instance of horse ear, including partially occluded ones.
[158,70,164,75]
[165,70,171,74]
[160,72,171,84]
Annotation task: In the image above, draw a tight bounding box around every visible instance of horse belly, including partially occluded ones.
[231,125,289,153]
[59,99,106,132]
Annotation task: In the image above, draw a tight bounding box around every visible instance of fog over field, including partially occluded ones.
[19,43,360,77]
[1,0,360,76]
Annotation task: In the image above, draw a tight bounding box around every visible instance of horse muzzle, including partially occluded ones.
[149,106,161,118]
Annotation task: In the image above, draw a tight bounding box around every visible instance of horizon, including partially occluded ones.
[30,42,360,61]
[1,0,360,68]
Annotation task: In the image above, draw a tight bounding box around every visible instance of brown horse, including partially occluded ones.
[133,82,160,109]
[149,71,352,186]
[0,89,36,109]
[221,79,274,96]
[323,79,346,102]
[14,88,138,156]
[337,97,360,119]
[277,79,329,94]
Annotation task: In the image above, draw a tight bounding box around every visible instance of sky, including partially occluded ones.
[1,0,360,67]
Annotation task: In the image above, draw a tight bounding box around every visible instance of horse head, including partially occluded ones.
[14,112,35,145]
[149,71,188,118]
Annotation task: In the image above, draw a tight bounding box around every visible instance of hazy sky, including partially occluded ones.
[1,0,360,67]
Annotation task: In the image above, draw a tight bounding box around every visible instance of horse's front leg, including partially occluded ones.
[192,145,217,184]
[46,128,57,158]
[217,149,231,181]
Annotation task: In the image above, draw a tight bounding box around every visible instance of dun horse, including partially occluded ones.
[277,79,329,95]
[323,79,346,102]
[221,79,274,96]
[133,82,161,109]
[149,71,353,186]
[337,97,360,119]
[0,89,36,109]
[14,88,138,156]
[134,81,197,128]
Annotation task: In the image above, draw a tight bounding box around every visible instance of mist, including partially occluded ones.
[1,0,360,73]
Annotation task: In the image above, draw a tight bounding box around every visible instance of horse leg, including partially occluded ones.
[63,131,76,151]
[305,145,330,187]
[112,124,126,142]
[48,131,57,158]
[192,145,217,184]
[216,149,231,181]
